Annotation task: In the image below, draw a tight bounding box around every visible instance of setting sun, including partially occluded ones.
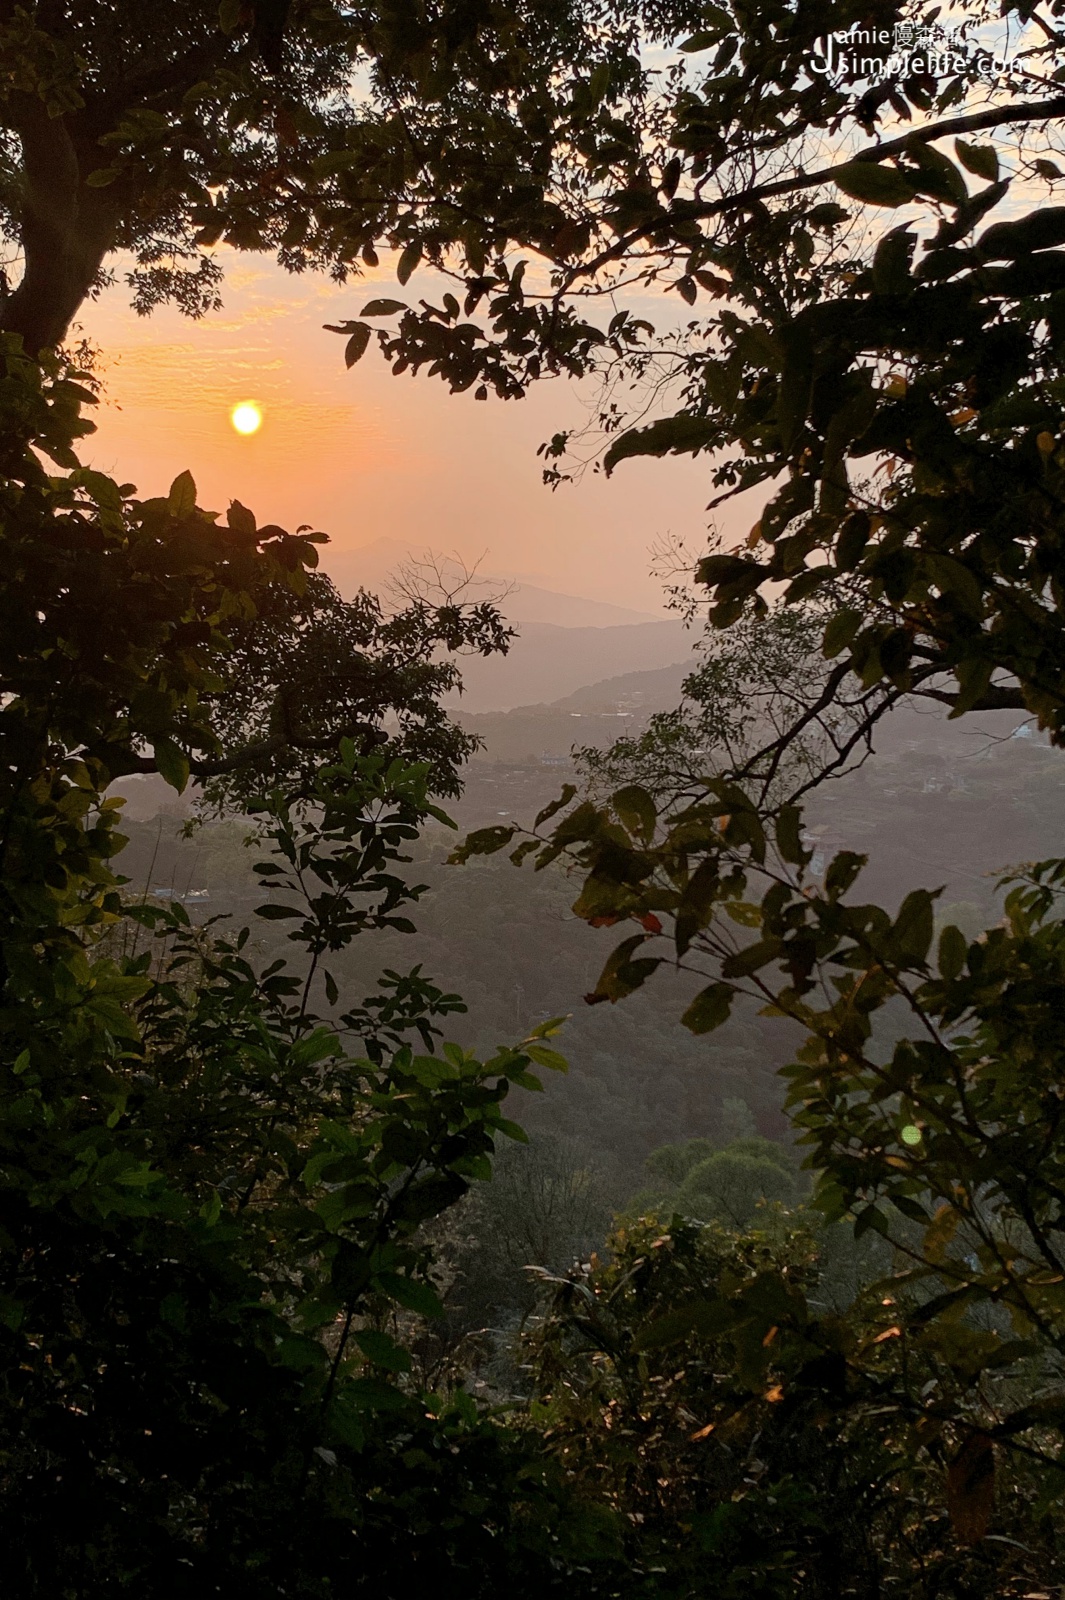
[230,400,262,435]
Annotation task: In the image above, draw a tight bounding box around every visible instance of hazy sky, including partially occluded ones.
[77,252,760,614]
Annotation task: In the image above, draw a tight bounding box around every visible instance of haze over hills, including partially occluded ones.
[446,620,692,712]
[556,660,695,713]
[456,659,698,762]
[322,536,690,711]
[322,536,666,627]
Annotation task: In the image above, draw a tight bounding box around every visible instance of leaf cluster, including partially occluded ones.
[526,1212,1065,1594]
[0,344,584,1594]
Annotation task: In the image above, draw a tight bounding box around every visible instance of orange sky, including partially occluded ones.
[77,252,758,613]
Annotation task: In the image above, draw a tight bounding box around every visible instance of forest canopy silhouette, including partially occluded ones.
[4,2,1065,1596]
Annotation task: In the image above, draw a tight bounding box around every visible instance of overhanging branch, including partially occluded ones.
[561,92,1065,291]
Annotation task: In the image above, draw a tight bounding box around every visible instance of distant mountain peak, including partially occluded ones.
[320,538,667,629]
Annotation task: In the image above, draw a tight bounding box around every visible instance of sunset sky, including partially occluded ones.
[77,252,757,614]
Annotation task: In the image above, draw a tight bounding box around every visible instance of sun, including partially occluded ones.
[230,401,263,436]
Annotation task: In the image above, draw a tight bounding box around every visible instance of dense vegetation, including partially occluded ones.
[5,0,1065,1595]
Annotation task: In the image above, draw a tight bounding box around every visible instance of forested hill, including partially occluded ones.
[112,704,1064,1192]
[452,658,696,762]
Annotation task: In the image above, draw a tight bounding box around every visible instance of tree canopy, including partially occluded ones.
[0,341,583,1593]
[9,0,1065,1591]
[0,0,638,350]
[446,0,1065,1558]
[343,0,1065,737]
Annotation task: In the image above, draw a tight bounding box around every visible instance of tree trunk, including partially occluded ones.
[0,96,118,354]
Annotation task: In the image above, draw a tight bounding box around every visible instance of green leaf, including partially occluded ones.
[906,142,968,207]
[835,514,871,572]
[807,201,849,231]
[167,469,197,517]
[160,1291,187,1329]
[227,499,256,537]
[675,859,722,957]
[681,983,733,1034]
[604,415,716,474]
[495,1117,529,1143]
[153,738,190,794]
[396,242,422,285]
[290,1028,338,1069]
[923,553,984,619]
[344,1376,411,1412]
[612,784,656,842]
[679,31,720,51]
[774,806,806,866]
[721,937,781,979]
[891,1193,930,1224]
[360,298,407,316]
[950,656,993,717]
[591,935,662,1001]
[375,1272,443,1318]
[526,1015,568,1040]
[534,785,576,828]
[354,1329,411,1373]
[343,323,371,367]
[891,889,935,965]
[634,1297,733,1350]
[448,825,515,864]
[823,607,862,659]
[695,553,760,588]
[854,1205,890,1239]
[326,1398,365,1451]
[871,227,916,295]
[938,923,967,980]
[588,60,612,103]
[978,208,1065,261]
[955,140,999,183]
[833,163,917,208]
[524,1043,568,1073]
[824,851,866,899]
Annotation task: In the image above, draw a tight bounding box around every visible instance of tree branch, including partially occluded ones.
[562,92,1065,291]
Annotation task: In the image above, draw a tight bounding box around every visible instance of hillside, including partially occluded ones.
[320,536,689,711]
[448,621,693,715]
[320,535,666,628]
[455,658,697,761]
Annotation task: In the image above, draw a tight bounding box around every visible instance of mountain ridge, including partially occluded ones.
[321,535,668,629]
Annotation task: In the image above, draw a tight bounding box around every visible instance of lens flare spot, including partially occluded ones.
[230,401,262,435]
